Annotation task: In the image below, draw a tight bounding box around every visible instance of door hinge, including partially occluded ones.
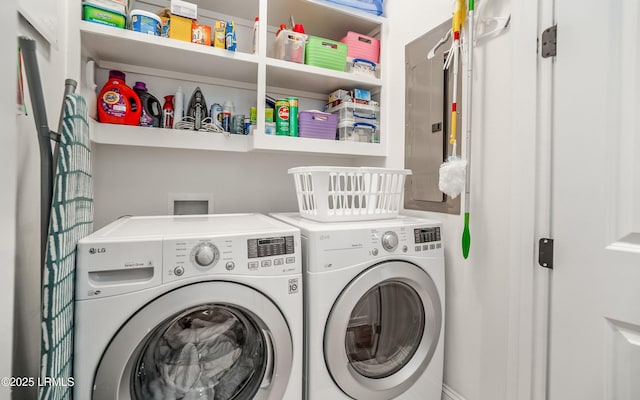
[538,238,554,269]
[541,25,557,58]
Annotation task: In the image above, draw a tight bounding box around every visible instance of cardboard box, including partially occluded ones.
[170,0,197,19]
[213,21,226,49]
[169,14,193,42]
[192,24,211,46]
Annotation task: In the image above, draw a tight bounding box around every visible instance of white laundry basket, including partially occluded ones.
[289,166,411,222]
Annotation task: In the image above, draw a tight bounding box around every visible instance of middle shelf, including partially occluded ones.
[90,119,386,157]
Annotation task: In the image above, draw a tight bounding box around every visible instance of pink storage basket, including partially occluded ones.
[340,31,380,64]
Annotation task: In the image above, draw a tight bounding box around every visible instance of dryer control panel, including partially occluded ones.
[304,223,443,273]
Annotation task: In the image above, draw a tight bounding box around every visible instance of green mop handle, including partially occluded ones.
[462,0,474,259]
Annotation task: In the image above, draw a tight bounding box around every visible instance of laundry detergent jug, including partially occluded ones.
[98,70,142,125]
[133,82,162,127]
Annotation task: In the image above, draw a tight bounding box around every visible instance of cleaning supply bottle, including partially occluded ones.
[173,86,184,128]
[222,100,234,132]
[252,17,259,54]
[162,95,174,128]
[225,21,237,51]
[133,82,162,127]
[98,70,141,125]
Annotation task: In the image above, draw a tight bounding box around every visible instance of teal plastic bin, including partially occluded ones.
[305,36,348,72]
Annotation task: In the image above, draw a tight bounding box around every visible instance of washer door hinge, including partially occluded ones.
[541,25,557,58]
[538,238,554,269]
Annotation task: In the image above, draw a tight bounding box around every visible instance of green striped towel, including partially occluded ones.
[39,94,93,400]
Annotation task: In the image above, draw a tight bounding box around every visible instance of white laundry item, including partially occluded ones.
[148,377,176,400]
[165,318,236,349]
[200,347,242,378]
[161,342,202,397]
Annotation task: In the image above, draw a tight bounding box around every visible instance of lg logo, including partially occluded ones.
[89,248,106,254]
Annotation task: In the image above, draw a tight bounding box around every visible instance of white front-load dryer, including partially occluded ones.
[271,213,445,400]
[73,214,302,400]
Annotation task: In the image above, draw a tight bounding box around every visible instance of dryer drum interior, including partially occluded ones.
[345,281,426,379]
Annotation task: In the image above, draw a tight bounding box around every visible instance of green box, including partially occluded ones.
[304,36,347,71]
[83,3,126,29]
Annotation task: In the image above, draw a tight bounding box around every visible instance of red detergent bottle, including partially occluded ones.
[98,70,142,125]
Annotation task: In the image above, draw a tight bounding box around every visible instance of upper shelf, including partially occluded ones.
[267,0,384,41]
[80,21,259,84]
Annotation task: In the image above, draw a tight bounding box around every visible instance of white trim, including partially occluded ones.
[1,0,17,384]
[442,383,467,400]
[506,0,551,400]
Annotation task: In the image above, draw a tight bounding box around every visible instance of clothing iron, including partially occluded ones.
[187,87,208,130]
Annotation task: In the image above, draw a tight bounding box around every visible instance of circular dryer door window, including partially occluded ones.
[324,261,442,400]
[345,281,425,379]
[92,282,293,400]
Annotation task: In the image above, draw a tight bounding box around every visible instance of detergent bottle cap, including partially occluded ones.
[293,24,305,34]
[133,81,148,91]
[109,70,126,81]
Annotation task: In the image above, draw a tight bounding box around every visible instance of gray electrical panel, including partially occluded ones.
[404,19,461,215]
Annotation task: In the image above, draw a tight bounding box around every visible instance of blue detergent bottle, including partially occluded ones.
[133,81,162,127]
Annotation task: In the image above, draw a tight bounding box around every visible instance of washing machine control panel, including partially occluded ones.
[163,233,300,282]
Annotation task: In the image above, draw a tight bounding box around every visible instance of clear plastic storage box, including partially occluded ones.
[289,166,410,222]
[337,120,379,143]
[272,29,308,63]
[326,101,379,123]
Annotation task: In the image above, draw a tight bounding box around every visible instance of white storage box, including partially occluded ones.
[289,166,411,222]
[337,120,379,143]
[326,101,379,124]
[272,29,308,63]
[346,58,378,77]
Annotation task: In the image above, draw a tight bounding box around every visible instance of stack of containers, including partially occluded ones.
[327,100,380,143]
[340,31,381,77]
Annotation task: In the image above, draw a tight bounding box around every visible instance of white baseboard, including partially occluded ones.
[442,384,467,400]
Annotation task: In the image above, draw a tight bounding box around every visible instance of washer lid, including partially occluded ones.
[324,260,442,400]
[92,281,293,400]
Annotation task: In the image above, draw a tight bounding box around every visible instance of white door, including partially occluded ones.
[549,1,640,399]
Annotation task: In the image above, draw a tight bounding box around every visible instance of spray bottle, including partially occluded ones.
[173,86,184,128]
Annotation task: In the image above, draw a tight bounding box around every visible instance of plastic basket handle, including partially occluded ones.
[312,114,329,121]
[352,58,377,69]
[353,122,377,131]
[352,110,377,120]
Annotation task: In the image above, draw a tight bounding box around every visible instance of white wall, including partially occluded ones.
[92,145,358,228]
[386,1,517,399]
[13,3,69,399]
[1,2,18,399]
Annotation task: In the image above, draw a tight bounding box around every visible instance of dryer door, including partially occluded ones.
[324,260,442,400]
[92,281,293,400]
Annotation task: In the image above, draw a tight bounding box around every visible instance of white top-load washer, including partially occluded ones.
[271,213,445,400]
[74,213,302,400]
